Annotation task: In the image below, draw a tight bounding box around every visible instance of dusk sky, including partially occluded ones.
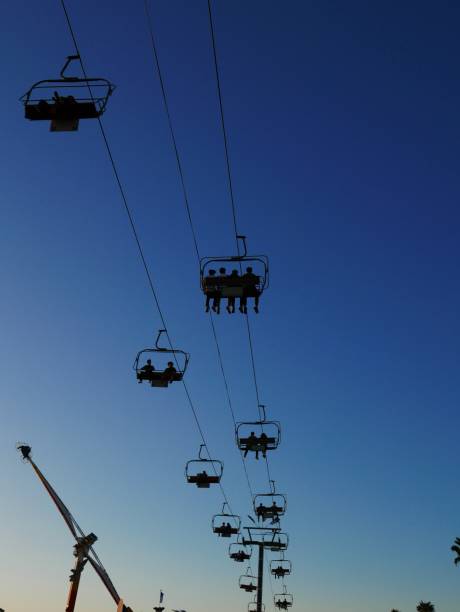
[1,1,460,611]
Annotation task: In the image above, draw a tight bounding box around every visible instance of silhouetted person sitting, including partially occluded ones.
[257,502,266,521]
[226,269,239,313]
[259,432,269,458]
[163,361,177,382]
[212,267,227,314]
[141,359,155,372]
[139,359,155,383]
[244,431,260,459]
[204,269,217,312]
[240,266,260,313]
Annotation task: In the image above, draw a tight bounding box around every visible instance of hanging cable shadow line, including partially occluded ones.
[206,0,275,489]
[142,0,256,503]
[209,312,254,499]
[59,0,235,516]
[143,0,200,263]
[206,0,239,247]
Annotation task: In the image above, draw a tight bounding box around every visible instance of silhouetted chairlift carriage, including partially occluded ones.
[212,502,241,538]
[254,480,287,522]
[185,444,223,488]
[248,600,264,612]
[270,554,292,579]
[274,587,293,610]
[134,329,190,388]
[262,531,289,552]
[229,539,252,562]
[239,566,258,593]
[200,235,269,314]
[236,405,281,459]
[20,55,115,132]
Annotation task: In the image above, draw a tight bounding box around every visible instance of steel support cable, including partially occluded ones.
[59,0,234,515]
[143,0,254,501]
[206,0,273,486]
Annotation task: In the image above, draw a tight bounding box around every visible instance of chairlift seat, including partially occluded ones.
[239,436,276,450]
[214,525,238,537]
[24,100,99,121]
[136,370,183,387]
[241,584,257,592]
[231,552,250,562]
[256,504,283,518]
[187,474,220,488]
[272,568,289,578]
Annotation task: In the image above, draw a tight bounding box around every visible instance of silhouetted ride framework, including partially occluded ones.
[274,586,293,610]
[21,55,114,132]
[253,480,287,523]
[185,444,224,488]
[16,2,295,611]
[212,502,241,538]
[239,566,258,593]
[200,236,269,314]
[270,553,292,579]
[229,538,252,562]
[134,329,190,388]
[236,405,281,460]
[17,444,133,612]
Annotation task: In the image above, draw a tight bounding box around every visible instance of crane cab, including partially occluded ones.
[239,567,258,593]
[20,55,114,131]
[212,503,241,537]
[236,405,280,458]
[200,235,268,314]
[185,444,223,488]
[134,329,189,388]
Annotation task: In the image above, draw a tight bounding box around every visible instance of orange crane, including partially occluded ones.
[17,444,134,612]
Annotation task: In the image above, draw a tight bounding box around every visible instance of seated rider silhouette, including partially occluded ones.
[226,269,239,314]
[163,361,177,383]
[244,431,260,459]
[240,266,260,314]
[139,359,155,382]
[204,269,218,312]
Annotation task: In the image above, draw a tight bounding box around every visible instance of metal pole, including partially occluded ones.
[257,543,264,612]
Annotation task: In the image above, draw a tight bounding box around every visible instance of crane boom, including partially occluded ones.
[18,444,131,611]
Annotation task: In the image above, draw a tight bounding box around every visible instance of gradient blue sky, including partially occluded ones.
[1,1,460,611]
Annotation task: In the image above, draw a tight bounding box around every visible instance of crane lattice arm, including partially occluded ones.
[18,444,133,612]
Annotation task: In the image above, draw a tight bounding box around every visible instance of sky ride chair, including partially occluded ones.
[264,531,289,552]
[248,598,264,612]
[270,553,292,579]
[254,480,287,523]
[134,329,190,388]
[20,54,114,132]
[274,587,293,610]
[239,566,258,593]
[200,235,269,314]
[212,502,241,538]
[229,538,252,562]
[236,405,280,460]
[185,444,223,488]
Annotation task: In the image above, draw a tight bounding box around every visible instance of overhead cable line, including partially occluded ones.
[143,0,254,501]
[59,0,235,516]
[206,0,273,486]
